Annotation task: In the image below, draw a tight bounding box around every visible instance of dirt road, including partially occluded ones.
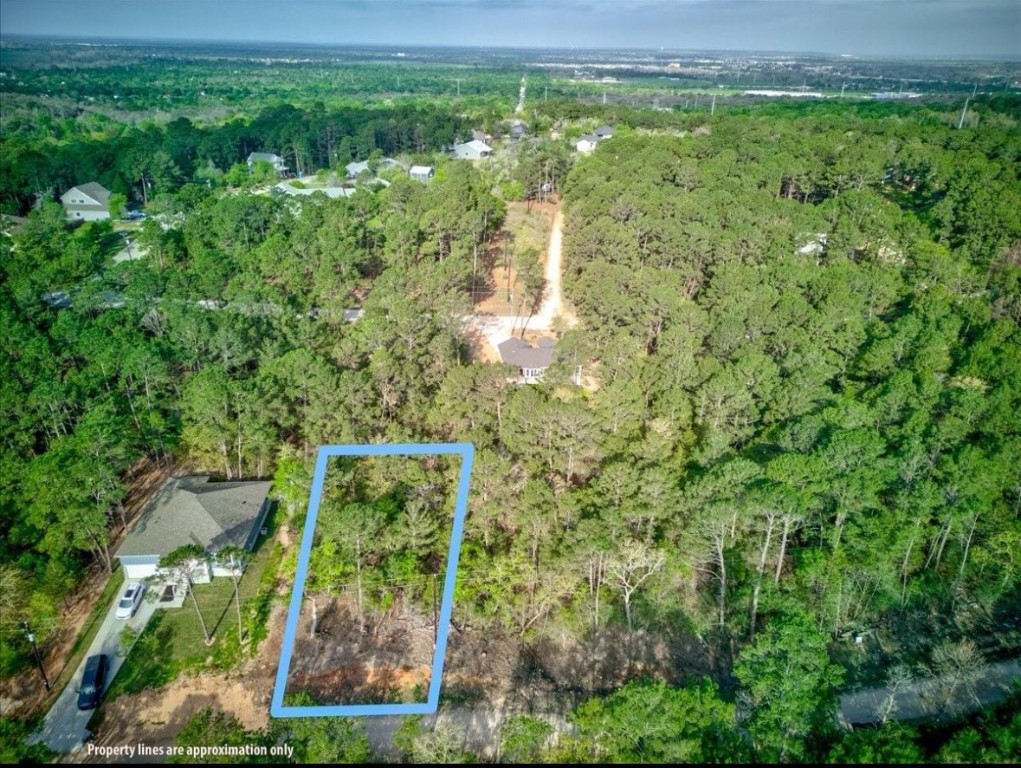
[467,207,568,345]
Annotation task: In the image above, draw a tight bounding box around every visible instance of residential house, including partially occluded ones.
[594,125,615,139]
[452,140,493,160]
[345,160,371,178]
[575,135,600,153]
[471,129,490,143]
[509,120,529,140]
[115,476,271,584]
[346,157,406,179]
[273,181,356,199]
[247,152,288,173]
[410,165,435,182]
[60,182,111,221]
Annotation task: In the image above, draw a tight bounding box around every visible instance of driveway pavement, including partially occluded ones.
[29,586,158,753]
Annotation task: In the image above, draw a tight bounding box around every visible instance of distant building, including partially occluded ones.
[410,165,435,182]
[575,135,600,153]
[509,120,529,140]
[61,182,111,221]
[272,182,356,199]
[0,213,29,236]
[452,140,493,160]
[594,125,615,139]
[247,152,288,173]
[345,160,371,178]
[345,157,406,178]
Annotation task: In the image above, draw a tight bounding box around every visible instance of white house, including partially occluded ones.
[575,135,600,154]
[452,140,493,160]
[115,476,271,582]
[410,165,435,182]
[61,182,111,221]
[247,152,288,173]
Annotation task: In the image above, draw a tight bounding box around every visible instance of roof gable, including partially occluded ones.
[63,182,111,207]
[115,476,271,559]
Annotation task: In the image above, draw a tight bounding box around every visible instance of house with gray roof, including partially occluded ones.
[575,135,600,153]
[115,476,271,582]
[345,157,406,179]
[498,337,556,382]
[273,181,357,199]
[61,182,112,221]
[452,139,493,160]
[594,125,616,139]
[247,152,288,173]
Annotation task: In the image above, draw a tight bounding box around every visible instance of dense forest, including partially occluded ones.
[2,41,1020,761]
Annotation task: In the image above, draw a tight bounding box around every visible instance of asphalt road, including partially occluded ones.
[839,657,1021,725]
[29,586,157,753]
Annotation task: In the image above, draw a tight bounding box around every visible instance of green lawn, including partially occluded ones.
[105,510,284,701]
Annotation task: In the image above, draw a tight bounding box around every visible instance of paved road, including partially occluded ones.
[29,587,157,753]
[840,657,1021,725]
[359,654,1020,758]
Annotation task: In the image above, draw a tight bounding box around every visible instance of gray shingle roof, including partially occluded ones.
[115,476,271,559]
[498,337,555,369]
[64,182,111,207]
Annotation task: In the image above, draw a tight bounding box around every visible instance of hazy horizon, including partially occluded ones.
[2,0,1019,60]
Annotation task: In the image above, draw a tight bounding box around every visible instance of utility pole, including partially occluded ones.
[957,83,978,129]
[456,78,460,96]
[23,621,50,691]
[602,91,606,105]
[711,94,716,116]
[544,85,548,102]
[840,82,847,98]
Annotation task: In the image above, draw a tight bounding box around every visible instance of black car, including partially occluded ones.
[76,653,107,710]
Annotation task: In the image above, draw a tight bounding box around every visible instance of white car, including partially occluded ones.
[115,582,145,619]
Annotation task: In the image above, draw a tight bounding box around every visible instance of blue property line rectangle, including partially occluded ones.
[270,442,475,718]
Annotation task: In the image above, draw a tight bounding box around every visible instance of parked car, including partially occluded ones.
[115,582,145,619]
[76,653,107,710]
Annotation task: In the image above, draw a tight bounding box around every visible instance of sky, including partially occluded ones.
[2,0,1019,59]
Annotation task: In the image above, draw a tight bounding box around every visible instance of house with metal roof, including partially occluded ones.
[410,165,435,182]
[60,182,112,221]
[575,135,600,153]
[273,181,357,199]
[452,139,493,160]
[115,476,271,582]
[594,125,616,139]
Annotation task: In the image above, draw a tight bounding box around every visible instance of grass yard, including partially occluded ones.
[104,508,284,701]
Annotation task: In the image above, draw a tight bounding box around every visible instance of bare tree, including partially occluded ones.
[605,539,664,631]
